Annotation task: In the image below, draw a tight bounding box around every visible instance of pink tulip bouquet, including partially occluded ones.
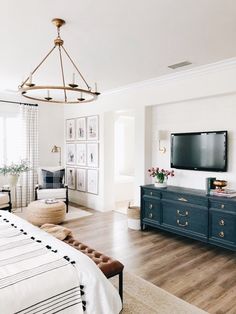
[148,167,174,183]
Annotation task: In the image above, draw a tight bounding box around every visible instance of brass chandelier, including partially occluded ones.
[19,18,100,104]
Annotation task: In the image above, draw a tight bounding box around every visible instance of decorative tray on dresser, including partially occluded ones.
[141,185,236,251]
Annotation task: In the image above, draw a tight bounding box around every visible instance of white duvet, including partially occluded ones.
[0,210,122,314]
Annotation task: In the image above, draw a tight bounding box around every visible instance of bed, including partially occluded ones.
[0,210,122,314]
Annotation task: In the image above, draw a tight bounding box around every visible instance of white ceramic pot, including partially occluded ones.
[154,181,167,188]
[8,175,19,187]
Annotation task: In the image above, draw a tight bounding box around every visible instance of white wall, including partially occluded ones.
[38,103,64,167]
[114,114,135,177]
[151,94,236,189]
[64,58,236,211]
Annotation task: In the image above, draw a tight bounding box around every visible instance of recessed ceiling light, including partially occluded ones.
[168,61,192,70]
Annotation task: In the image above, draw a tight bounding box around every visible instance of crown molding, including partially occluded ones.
[102,57,236,96]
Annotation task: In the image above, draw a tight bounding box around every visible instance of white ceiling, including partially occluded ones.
[1,0,236,94]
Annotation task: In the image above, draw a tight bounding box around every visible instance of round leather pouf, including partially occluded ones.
[26,200,66,226]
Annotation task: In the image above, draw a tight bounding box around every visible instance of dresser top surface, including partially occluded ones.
[141,184,236,203]
[142,184,205,195]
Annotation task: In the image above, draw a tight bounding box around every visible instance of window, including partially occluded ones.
[0,113,22,166]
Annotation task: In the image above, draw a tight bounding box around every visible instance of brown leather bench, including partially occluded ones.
[64,236,124,301]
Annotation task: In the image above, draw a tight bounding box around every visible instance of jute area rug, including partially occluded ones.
[111,272,208,314]
[14,205,92,222]
[63,205,92,221]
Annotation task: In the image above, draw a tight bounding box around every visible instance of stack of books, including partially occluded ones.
[210,189,236,198]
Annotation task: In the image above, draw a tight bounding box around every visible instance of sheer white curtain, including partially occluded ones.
[20,104,39,206]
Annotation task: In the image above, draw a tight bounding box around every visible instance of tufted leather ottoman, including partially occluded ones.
[64,235,124,301]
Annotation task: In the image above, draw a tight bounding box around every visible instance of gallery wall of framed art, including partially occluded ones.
[65,115,99,195]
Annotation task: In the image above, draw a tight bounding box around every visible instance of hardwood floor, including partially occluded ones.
[64,208,236,314]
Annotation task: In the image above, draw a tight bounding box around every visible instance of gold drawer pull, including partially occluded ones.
[149,213,153,219]
[219,219,225,226]
[221,204,225,209]
[177,219,188,227]
[150,191,153,196]
[149,204,153,209]
[178,197,188,202]
[177,210,189,217]
[219,231,224,238]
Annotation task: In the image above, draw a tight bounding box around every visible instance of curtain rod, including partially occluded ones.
[0,99,38,107]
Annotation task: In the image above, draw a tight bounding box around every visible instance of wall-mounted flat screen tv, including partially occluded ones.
[171,131,227,172]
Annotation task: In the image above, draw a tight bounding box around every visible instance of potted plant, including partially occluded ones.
[0,160,31,187]
[148,167,174,188]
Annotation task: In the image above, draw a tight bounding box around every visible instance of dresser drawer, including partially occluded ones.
[209,210,236,245]
[142,188,161,199]
[142,199,161,224]
[162,191,207,207]
[162,200,208,237]
[209,199,236,212]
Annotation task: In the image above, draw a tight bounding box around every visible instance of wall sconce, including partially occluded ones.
[51,145,62,166]
[158,130,167,154]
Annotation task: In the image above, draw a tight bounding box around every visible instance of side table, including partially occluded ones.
[1,185,22,212]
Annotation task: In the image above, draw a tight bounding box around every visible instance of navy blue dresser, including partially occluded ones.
[141,185,236,251]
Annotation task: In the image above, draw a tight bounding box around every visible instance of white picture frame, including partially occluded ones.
[66,119,76,141]
[76,117,86,141]
[87,143,99,168]
[87,169,98,194]
[76,143,87,166]
[66,143,76,165]
[77,168,87,192]
[87,115,99,141]
[66,167,76,190]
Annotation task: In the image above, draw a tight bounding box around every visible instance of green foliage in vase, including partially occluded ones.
[0,160,31,176]
[148,167,174,183]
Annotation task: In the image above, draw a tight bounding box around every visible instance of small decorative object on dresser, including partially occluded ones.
[148,167,174,188]
[213,179,227,190]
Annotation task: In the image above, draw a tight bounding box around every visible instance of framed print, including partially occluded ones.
[87,115,99,141]
[76,143,86,166]
[77,168,86,192]
[66,167,76,190]
[87,143,99,168]
[76,117,86,141]
[87,169,98,194]
[66,143,76,165]
[66,119,76,141]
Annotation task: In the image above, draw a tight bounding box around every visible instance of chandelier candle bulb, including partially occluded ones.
[72,73,75,84]
[78,92,85,102]
[44,90,52,101]
[29,73,32,84]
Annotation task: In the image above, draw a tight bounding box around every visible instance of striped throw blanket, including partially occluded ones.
[0,215,85,314]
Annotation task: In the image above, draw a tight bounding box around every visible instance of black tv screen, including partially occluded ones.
[171,131,227,172]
